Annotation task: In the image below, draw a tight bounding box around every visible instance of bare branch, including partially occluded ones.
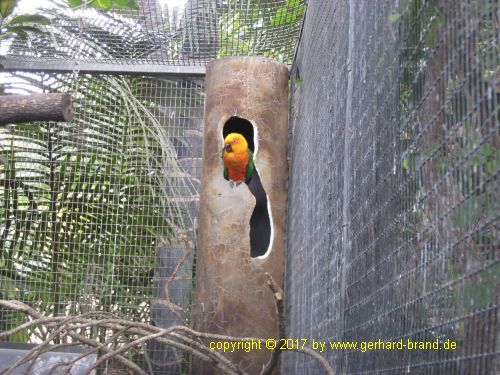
[260,272,285,375]
[291,347,335,375]
[0,277,335,375]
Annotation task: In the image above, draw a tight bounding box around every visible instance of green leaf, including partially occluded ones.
[11,123,42,132]
[68,0,82,7]
[272,6,297,26]
[9,25,45,33]
[113,0,139,10]
[402,153,415,173]
[5,14,50,25]
[388,13,401,23]
[482,69,495,81]
[249,7,260,21]
[0,0,17,18]
[4,26,27,39]
[92,0,113,10]
[286,0,300,7]
[297,4,306,15]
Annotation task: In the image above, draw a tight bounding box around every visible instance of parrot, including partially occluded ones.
[222,132,270,256]
[222,132,254,187]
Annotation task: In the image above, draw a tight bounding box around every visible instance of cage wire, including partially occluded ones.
[286,0,498,374]
[0,70,204,372]
[0,0,304,373]
[1,0,305,66]
[0,0,499,373]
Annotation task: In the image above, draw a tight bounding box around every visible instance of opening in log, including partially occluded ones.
[222,116,271,258]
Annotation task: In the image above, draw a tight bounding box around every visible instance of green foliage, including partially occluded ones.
[0,5,50,41]
[5,14,49,25]
[271,3,305,27]
[450,192,495,229]
[388,13,401,23]
[0,74,183,330]
[402,151,416,173]
[0,0,203,337]
[397,0,498,330]
[0,0,17,18]
[68,0,138,11]
[454,263,499,312]
[218,12,252,56]
[0,1,202,337]
[218,0,306,62]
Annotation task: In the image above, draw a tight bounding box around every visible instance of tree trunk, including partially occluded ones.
[0,93,74,125]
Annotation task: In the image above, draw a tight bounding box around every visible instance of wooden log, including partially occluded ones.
[0,93,74,125]
[192,56,289,374]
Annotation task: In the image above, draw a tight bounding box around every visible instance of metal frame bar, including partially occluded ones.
[0,58,207,77]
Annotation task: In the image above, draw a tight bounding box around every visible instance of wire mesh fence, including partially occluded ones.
[286,0,498,373]
[0,71,204,372]
[1,0,305,66]
[0,0,499,373]
[0,0,307,372]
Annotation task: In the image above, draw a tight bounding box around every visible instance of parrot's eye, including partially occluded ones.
[232,139,238,144]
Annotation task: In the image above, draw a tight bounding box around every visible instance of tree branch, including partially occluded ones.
[0,93,74,125]
[261,272,285,375]
[0,271,335,375]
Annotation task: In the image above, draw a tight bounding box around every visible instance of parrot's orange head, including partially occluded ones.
[223,133,248,154]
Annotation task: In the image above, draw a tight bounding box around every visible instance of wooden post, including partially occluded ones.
[192,56,289,374]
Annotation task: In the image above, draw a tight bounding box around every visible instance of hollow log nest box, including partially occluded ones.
[192,56,289,373]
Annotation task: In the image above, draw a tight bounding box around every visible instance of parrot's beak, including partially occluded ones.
[224,144,232,153]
